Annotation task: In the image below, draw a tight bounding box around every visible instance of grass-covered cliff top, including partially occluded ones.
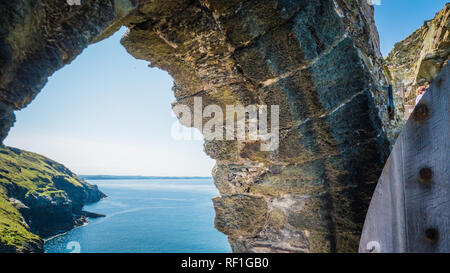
[0,145,95,252]
[0,146,87,199]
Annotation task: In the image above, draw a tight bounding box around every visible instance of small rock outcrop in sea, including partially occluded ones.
[0,146,105,253]
[0,0,412,252]
[385,4,450,121]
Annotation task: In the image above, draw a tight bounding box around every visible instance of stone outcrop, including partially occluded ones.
[0,0,398,252]
[385,4,450,118]
[0,146,105,252]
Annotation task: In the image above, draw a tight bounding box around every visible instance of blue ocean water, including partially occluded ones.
[44,178,231,253]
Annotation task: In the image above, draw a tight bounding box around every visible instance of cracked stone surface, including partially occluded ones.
[0,0,397,252]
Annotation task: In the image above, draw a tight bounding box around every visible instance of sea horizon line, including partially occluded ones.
[79,175,213,180]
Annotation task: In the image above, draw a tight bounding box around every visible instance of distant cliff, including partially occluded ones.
[0,146,105,253]
[385,3,450,119]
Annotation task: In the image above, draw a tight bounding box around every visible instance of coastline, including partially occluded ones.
[43,178,231,253]
[43,221,89,243]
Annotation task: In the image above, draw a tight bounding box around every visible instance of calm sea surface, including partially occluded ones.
[44,178,231,253]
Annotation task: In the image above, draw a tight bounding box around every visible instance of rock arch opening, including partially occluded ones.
[5,27,214,177]
[0,0,398,252]
[2,25,227,253]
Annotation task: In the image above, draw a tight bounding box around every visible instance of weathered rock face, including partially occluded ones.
[386,4,450,116]
[0,0,396,252]
[124,0,393,253]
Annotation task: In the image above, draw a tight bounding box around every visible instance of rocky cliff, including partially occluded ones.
[0,0,397,252]
[385,4,450,119]
[0,146,105,253]
[123,0,394,253]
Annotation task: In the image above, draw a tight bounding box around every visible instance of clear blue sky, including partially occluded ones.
[4,27,213,176]
[4,1,448,176]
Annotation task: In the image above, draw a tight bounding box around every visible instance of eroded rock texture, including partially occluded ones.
[0,0,395,252]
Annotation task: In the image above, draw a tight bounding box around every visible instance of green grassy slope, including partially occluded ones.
[0,191,41,252]
[0,146,87,198]
[0,145,103,252]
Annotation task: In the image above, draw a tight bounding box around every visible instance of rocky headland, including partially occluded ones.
[0,146,105,253]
